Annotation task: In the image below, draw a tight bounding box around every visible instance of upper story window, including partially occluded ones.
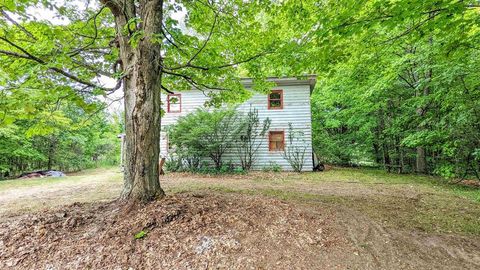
[268,90,283,110]
[167,94,181,113]
[269,130,285,151]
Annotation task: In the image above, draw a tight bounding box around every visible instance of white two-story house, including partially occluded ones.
[160,75,317,171]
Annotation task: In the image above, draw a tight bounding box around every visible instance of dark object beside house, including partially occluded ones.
[313,163,325,172]
[312,152,324,171]
[19,170,66,179]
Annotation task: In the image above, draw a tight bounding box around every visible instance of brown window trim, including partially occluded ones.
[268,130,285,152]
[268,89,283,110]
[167,94,181,113]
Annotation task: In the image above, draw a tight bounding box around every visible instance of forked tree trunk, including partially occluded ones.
[104,0,165,202]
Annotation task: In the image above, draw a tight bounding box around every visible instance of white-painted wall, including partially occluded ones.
[160,78,314,171]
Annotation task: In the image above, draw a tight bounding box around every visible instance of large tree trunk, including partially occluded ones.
[47,136,56,170]
[104,0,165,202]
[373,116,382,165]
[416,147,426,173]
[396,137,404,174]
[416,68,431,174]
[377,108,391,170]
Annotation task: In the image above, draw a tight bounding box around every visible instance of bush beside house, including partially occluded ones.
[165,108,305,173]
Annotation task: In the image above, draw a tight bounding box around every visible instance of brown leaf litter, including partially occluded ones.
[0,192,342,269]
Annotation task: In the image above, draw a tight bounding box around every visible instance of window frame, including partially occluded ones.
[268,130,285,152]
[268,89,284,110]
[167,94,182,113]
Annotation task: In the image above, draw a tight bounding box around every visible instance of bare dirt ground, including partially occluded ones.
[1,168,480,269]
[0,168,122,217]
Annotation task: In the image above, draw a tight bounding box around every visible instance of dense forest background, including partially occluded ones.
[306,1,480,179]
[0,98,122,178]
[0,0,479,179]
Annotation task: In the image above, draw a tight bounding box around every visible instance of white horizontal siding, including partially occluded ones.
[160,84,313,171]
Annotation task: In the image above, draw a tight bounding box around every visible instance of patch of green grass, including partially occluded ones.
[300,168,480,203]
[134,230,148,239]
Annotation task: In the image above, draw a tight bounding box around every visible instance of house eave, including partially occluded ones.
[240,75,317,94]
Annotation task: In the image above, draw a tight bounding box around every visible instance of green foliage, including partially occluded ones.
[236,108,271,170]
[159,0,288,104]
[194,162,243,175]
[262,161,282,173]
[282,123,307,172]
[1,0,479,181]
[0,2,123,178]
[167,108,274,173]
[167,108,242,169]
[233,166,246,174]
[134,230,147,240]
[167,159,245,175]
[0,96,122,178]
[164,155,183,173]
[280,0,480,179]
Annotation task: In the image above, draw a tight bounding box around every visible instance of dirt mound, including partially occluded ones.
[0,193,343,269]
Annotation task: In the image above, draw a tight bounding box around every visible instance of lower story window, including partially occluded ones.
[269,131,285,151]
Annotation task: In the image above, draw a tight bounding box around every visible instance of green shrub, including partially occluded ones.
[167,108,242,169]
[233,166,246,174]
[236,108,271,170]
[283,123,307,172]
[262,161,282,172]
[164,155,183,172]
[188,161,245,175]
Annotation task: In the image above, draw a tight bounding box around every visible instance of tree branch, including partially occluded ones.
[0,49,31,60]
[72,59,114,78]
[162,70,229,91]
[160,84,174,94]
[165,12,219,70]
[160,26,187,55]
[67,5,107,57]
[398,74,416,89]
[380,10,440,44]
[99,0,122,17]
[166,51,268,71]
[0,9,37,40]
[0,36,121,92]
[187,13,218,65]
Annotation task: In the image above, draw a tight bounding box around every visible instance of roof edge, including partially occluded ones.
[240,75,317,92]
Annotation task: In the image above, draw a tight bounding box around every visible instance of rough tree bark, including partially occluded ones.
[416,147,426,173]
[415,62,432,174]
[416,73,429,173]
[377,108,391,169]
[102,0,165,202]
